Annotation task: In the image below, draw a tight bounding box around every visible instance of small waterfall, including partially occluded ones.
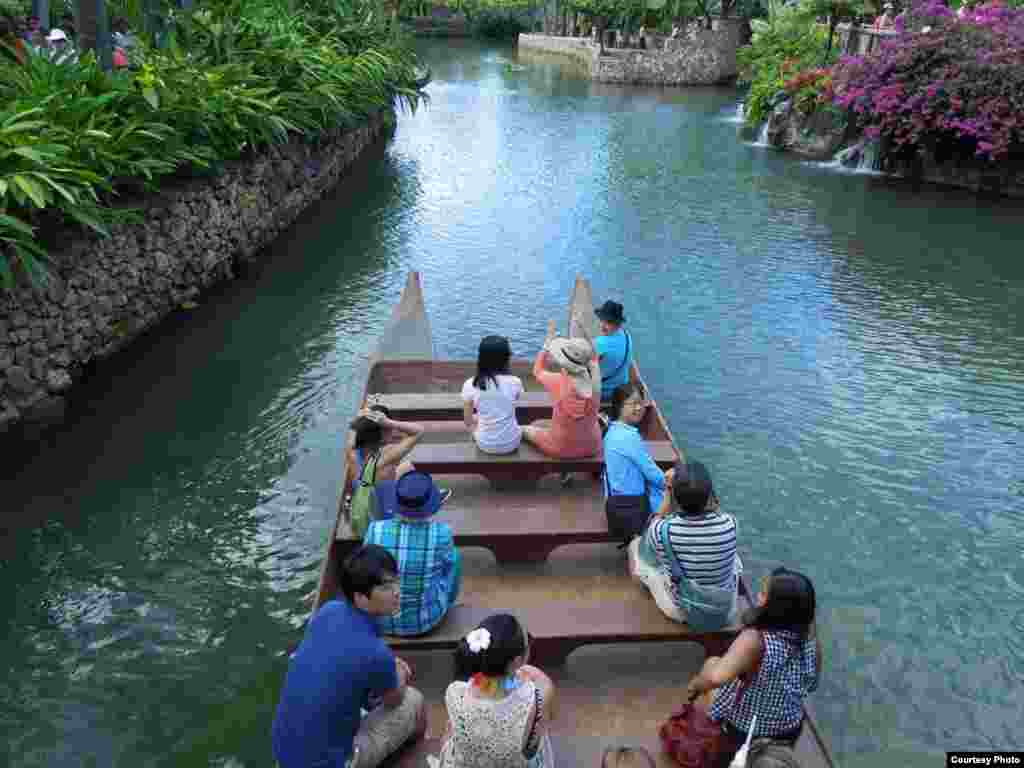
[756,120,770,145]
[735,102,745,123]
[835,140,883,173]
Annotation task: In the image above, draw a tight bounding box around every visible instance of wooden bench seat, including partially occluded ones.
[388,723,826,768]
[405,440,676,484]
[337,478,614,563]
[377,391,556,422]
[385,599,742,665]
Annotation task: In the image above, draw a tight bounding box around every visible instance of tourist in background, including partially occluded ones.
[440,613,557,768]
[462,335,524,454]
[593,300,632,402]
[686,567,822,766]
[273,544,427,768]
[364,470,461,636]
[521,320,602,459]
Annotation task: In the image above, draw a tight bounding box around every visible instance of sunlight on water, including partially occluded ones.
[2,37,1023,768]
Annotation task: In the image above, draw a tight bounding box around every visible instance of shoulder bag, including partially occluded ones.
[349,450,381,539]
[603,466,651,545]
[660,521,736,632]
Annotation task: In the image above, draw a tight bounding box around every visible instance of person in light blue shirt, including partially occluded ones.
[603,381,670,516]
[594,300,633,401]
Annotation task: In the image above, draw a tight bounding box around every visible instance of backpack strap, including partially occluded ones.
[601,332,631,382]
[359,449,381,486]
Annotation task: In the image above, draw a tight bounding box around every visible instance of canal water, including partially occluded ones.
[3,37,1023,768]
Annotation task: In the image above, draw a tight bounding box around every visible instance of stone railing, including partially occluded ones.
[0,109,393,434]
[519,19,741,85]
[835,23,898,55]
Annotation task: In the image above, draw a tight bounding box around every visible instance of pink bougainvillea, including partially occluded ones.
[830,0,1024,160]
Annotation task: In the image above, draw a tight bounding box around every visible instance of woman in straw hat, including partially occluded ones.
[521,320,602,459]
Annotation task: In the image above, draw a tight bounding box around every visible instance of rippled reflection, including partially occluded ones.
[3,36,1024,767]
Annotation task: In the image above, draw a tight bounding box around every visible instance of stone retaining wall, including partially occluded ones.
[519,21,740,85]
[0,108,393,433]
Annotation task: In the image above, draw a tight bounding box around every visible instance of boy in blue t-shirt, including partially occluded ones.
[594,300,633,401]
[272,545,426,768]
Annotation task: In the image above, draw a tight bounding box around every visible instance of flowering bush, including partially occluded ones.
[831,0,1024,160]
[782,66,833,115]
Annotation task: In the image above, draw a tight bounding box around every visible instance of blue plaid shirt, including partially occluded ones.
[364,518,458,636]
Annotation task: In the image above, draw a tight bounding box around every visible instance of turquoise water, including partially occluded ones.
[2,37,1023,767]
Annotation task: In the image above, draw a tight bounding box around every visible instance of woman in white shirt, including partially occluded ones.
[462,336,524,454]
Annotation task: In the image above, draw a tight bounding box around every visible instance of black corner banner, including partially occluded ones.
[947,753,1024,767]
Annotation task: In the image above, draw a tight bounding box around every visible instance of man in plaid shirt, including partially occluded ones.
[365,471,461,636]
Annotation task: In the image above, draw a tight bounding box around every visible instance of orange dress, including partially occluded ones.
[529,350,602,458]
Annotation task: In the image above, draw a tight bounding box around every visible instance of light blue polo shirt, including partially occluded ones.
[595,329,632,400]
[603,420,666,515]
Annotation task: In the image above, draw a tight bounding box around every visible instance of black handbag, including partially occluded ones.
[603,470,651,544]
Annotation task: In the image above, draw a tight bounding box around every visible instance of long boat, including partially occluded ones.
[309,272,835,767]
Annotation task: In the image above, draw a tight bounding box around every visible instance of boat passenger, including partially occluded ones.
[603,382,670,518]
[462,335,524,454]
[594,300,633,402]
[440,613,557,768]
[521,321,602,459]
[347,404,451,519]
[686,568,822,767]
[364,471,461,636]
[628,460,740,628]
[272,544,426,768]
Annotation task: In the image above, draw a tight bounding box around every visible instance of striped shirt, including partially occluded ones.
[709,629,819,737]
[364,518,458,636]
[646,511,737,604]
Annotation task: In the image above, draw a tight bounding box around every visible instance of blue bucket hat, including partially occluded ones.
[395,471,442,520]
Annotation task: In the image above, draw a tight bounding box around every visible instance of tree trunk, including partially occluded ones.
[824,16,836,64]
[31,0,49,31]
[76,0,112,70]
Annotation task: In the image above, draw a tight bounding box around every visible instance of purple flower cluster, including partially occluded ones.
[831,0,1024,160]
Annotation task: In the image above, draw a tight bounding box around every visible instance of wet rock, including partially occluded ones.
[46,368,72,393]
[6,365,35,395]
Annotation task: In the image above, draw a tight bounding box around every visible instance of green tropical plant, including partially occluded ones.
[0,0,427,289]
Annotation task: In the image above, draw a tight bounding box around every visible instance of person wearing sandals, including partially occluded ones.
[685,568,822,767]
[594,300,633,402]
[628,460,740,628]
[364,471,461,636]
[440,613,557,768]
[347,402,452,519]
[521,320,602,459]
[462,336,524,454]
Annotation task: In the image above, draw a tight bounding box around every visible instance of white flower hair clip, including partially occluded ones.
[466,627,491,653]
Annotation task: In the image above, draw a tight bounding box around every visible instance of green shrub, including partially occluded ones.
[0,0,425,289]
[738,5,836,126]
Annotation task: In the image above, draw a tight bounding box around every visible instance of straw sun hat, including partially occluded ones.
[544,337,600,398]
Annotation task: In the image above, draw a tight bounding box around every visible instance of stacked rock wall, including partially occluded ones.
[0,109,392,433]
[518,20,740,85]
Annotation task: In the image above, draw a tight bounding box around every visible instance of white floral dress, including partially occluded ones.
[438,680,554,768]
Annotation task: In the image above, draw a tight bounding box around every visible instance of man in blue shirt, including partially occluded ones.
[273,545,426,768]
[594,300,633,401]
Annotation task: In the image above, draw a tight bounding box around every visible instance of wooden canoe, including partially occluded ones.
[308,272,835,768]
